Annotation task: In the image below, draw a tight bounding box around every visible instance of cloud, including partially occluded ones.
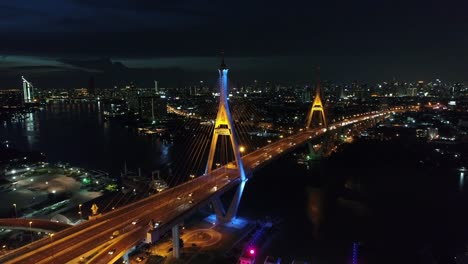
[73,0,211,16]
[0,0,467,85]
[0,3,49,18]
[3,65,69,74]
[0,55,59,67]
[58,58,128,72]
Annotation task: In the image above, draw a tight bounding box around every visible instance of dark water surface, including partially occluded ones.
[242,140,467,264]
[0,103,170,177]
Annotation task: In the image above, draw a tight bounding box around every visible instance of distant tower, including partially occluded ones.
[302,85,311,103]
[306,68,327,128]
[154,81,158,94]
[21,76,34,103]
[151,97,155,123]
[88,76,95,95]
[22,77,28,103]
[339,86,345,99]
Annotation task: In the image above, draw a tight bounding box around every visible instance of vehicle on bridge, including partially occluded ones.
[110,230,120,239]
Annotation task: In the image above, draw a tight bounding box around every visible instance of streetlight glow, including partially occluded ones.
[239,146,245,153]
[79,204,83,219]
[50,233,55,264]
[29,221,33,243]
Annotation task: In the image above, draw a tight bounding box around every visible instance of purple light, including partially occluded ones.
[249,249,255,255]
[352,242,358,264]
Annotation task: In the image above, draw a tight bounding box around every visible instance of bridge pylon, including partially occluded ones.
[206,54,247,223]
[205,54,246,181]
[306,68,327,129]
[306,68,327,160]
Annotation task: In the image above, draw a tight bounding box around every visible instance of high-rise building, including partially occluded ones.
[301,85,311,103]
[138,96,167,122]
[417,81,425,94]
[21,76,34,103]
[339,86,346,99]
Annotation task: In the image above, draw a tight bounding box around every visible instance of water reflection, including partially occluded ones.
[97,101,102,124]
[25,112,38,150]
[306,187,322,239]
[0,102,171,178]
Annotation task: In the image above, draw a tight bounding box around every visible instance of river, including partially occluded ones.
[1,102,466,264]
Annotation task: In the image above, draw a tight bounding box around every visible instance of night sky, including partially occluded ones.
[1,0,467,88]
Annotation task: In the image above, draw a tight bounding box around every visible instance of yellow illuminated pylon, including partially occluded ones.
[306,68,327,129]
[205,56,246,181]
[91,203,99,215]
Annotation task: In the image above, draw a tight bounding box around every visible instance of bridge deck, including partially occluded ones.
[0,108,412,264]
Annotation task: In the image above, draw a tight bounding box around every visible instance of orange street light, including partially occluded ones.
[29,221,33,243]
[239,146,245,155]
[50,233,55,263]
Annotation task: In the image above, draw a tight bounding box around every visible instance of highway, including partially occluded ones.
[0,107,413,264]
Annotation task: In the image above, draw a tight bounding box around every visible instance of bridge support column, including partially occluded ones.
[205,56,248,224]
[172,225,180,259]
[212,196,226,220]
[122,251,130,264]
[213,179,246,223]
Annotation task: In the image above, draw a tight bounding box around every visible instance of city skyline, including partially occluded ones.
[1,0,468,88]
[1,55,467,90]
[0,1,467,263]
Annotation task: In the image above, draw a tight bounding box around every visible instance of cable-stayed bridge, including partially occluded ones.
[0,60,416,264]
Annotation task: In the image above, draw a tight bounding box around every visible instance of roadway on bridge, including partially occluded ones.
[0,109,406,264]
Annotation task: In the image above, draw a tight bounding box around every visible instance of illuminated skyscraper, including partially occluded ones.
[21,76,34,103]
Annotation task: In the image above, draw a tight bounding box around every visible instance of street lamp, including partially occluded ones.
[239,146,245,156]
[12,204,17,218]
[49,233,55,264]
[78,204,82,220]
[29,221,33,243]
